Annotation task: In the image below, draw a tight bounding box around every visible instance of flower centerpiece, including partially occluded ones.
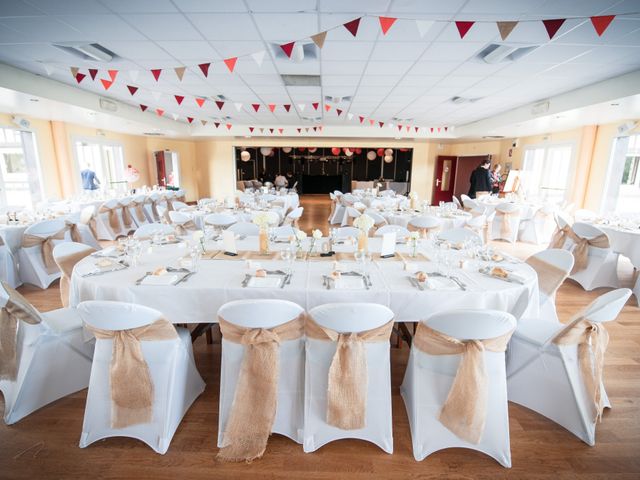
[309,229,323,256]
[252,212,272,254]
[290,230,307,258]
[192,230,206,253]
[408,231,420,258]
[353,214,375,252]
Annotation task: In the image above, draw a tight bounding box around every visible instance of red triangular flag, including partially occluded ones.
[75,73,86,84]
[312,102,319,110]
[127,85,138,95]
[397,124,402,131]
[336,108,342,116]
[224,57,238,72]
[415,126,419,133]
[215,101,225,110]
[406,125,410,132]
[278,128,284,134]
[591,15,615,36]
[249,127,255,133]
[156,108,164,117]
[252,104,261,112]
[444,126,448,132]
[174,95,184,105]
[268,104,276,112]
[324,104,331,112]
[198,62,211,77]
[226,124,232,130]
[100,79,113,90]
[379,17,397,35]
[343,18,361,37]
[369,119,374,126]
[359,116,365,123]
[379,121,384,128]
[214,122,220,128]
[430,127,434,133]
[313,127,317,132]
[108,69,118,81]
[88,68,98,80]
[187,117,194,124]
[283,104,291,112]
[455,21,474,39]
[280,42,295,58]
[269,128,274,134]
[318,126,323,131]
[151,69,162,81]
[201,120,207,126]
[195,97,206,107]
[542,19,566,39]
[297,128,301,133]
[437,127,441,132]
[139,104,148,112]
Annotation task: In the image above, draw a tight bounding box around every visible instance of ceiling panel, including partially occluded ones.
[100,0,178,14]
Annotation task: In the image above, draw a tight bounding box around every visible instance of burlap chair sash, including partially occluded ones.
[145,198,160,222]
[65,221,83,243]
[174,220,198,236]
[80,214,99,239]
[166,199,175,212]
[0,284,42,380]
[495,210,520,239]
[131,201,147,223]
[119,203,134,229]
[217,314,305,462]
[550,226,609,273]
[413,323,514,444]
[86,319,178,429]
[21,227,68,274]
[553,314,609,422]
[99,204,122,232]
[525,256,569,298]
[55,248,96,307]
[305,317,394,431]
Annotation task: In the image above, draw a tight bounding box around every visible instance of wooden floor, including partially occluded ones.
[2,195,639,479]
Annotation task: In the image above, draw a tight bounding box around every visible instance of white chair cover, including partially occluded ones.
[506,288,632,446]
[17,219,67,289]
[78,300,205,454]
[0,240,20,288]
[95,199,126,240]
[401,309,516,467]
[303,303,394,454]
[566,223,619,291]
[490,203,521,243]
[0,282,94,424]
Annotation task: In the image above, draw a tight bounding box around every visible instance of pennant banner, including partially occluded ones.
[311,31,327,49]
[379,17,397,35]
[174,66,186,81]
[543,18,566,39]
[343,18,361,37]
[591,15,615,36]
[497,21,518,41]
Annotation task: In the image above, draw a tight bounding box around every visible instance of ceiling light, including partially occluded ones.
[477,43,540,64]
[482,45,519,64]
[29,98,39,102]
[282,75,321,87]
[53,42,115,62]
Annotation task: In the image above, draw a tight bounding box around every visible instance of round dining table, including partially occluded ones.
[381,209,472,231]
[70,236,540,325]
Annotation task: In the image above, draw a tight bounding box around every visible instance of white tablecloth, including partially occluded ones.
[382,211,472,230]
[596,225,640,268]
[71,238,539,325]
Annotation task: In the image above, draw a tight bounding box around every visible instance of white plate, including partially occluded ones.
[248,276,283,288]
[334,276,366,290]
[141,274,179,285]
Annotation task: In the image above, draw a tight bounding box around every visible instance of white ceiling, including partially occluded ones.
[0,0,639,136]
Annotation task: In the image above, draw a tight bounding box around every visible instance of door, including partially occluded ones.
[154,151,167,186]
[432,155,457,204]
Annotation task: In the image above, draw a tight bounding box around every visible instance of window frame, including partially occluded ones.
[71,135,126,193]
[521,140,577,203]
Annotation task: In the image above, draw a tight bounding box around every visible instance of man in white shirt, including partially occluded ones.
[274,173,288,188]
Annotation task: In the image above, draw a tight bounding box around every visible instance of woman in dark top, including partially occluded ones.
[468,160,492,199]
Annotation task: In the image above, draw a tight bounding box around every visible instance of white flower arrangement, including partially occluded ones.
[312,229,323,240]
[252,212,271,229]
[192,230,205,252]
[353,214,375,232]
[409,191,419,199]
[409,231,420,240]
[295,230,307,242]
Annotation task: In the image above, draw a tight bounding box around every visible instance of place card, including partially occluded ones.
[222,230,237,255]
[380,232,396,258]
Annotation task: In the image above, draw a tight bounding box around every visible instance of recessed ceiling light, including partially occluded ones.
[610,103,620,106]
[29,98,39,102]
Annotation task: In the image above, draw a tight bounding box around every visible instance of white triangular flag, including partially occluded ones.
[416,20,435,38]
[234,102,243,112]
[251,50,266,67]
[347,112,354,120]
[297,103,305,111]
[41,63,54,76]
[129,70,139,82]
[151,91,162,101]
[171,113,179,121]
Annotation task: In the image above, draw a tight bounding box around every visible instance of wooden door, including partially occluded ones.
[154,151,166,186]
[432,155,457,204]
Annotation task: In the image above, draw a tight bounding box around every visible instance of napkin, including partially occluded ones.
[247,276,282,288]
[141,274,179,286]
[334,276,365,290]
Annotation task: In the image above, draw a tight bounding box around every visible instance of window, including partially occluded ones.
[521,143,574,204]
[607,134,640,214]
[621,155,639,185]
[74,139,126,194]
[0,126,44,210]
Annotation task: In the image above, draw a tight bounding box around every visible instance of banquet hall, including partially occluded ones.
[0,1,639,478]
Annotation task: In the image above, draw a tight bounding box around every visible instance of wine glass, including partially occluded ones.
[280,247,294,277]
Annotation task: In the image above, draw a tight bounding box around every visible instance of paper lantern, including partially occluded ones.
[377,148,384,157]
[268,149,275,156]
[282,147,292,153]
[367,150,377,161]
[240,150,251,162]
[260,147,272,156]
[384,154,393,163]
[125,165,140,182]
[355,148,362,154]
[297,147,306,152]
[384,148,393,155]
[331,147,340,155]
[344,149,354,157]
[308,147,317,153]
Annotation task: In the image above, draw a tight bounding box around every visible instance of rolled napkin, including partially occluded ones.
[0,284,42,381]
[305,316,394,430]
[413,323,513,444]
[86,320,178,428]
[217,314,305,462]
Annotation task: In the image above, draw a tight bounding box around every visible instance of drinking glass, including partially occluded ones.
[280,247,294,276]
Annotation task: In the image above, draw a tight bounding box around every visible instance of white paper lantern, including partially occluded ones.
[260,147,272,156]
[384,148,393,156]
[308,147,317,153]
[344,149,354,157]
[240,150,251,162]
[384,154,393,163]
[282,147,292,153]
[367,150,377,161]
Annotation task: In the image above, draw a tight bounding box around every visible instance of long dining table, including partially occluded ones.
[70,236,539,326]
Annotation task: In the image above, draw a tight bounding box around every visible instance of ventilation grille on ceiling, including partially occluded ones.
[281,74,321,87]
[324,95,352,103]
[477,43,539,64]
[272,42,318,62]
[53,42,117,62]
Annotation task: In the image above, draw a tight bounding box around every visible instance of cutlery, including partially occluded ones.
[285,273,292,285]
[449,276,467,291]
[135,272,152,285]
[409,277,425,291]
[167,267,190,273]
[241,274,251,287]
[82,265,127,277]
[175,271,196,285]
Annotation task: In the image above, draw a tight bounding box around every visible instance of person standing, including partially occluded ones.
[80,163,100,192]
[274,172,288,188]
[490,163,502,195]
[468,159,492,199]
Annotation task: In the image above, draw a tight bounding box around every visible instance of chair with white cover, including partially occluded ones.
[0,237,19,288]
[461,195,477,212]
[144,193,162,222]
[117,197,137,235]
[130,195,150,227]
[341,206,362,227]
[465,214,487,245]
[133,223,175,239]
[304,303,395,453]
[490,203,521,243]
[408,216,442,237]
[216,300,305,461]
[506,288,632,446]
[335,226,361,239]
[204,213,237,230]
[401,309,516,467]
[171,201,189,211]
[452,196,463,210]
[0,282,94,424]
[560,223,619,291]
[329,193,345,225]
[374,225,410,238]
[53,242,96,307]
[168,211,198,236]
[18,219,68,289]
[363,209,387,229]
[227,222,260,236]
[438,227,482,245]
[77,205,102,249]
[519,204,556,245]
[524,249,573,323]
[96,199,126,240]
[77,300,205,454]
[284,207,304,228]
[548,212,573,248]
